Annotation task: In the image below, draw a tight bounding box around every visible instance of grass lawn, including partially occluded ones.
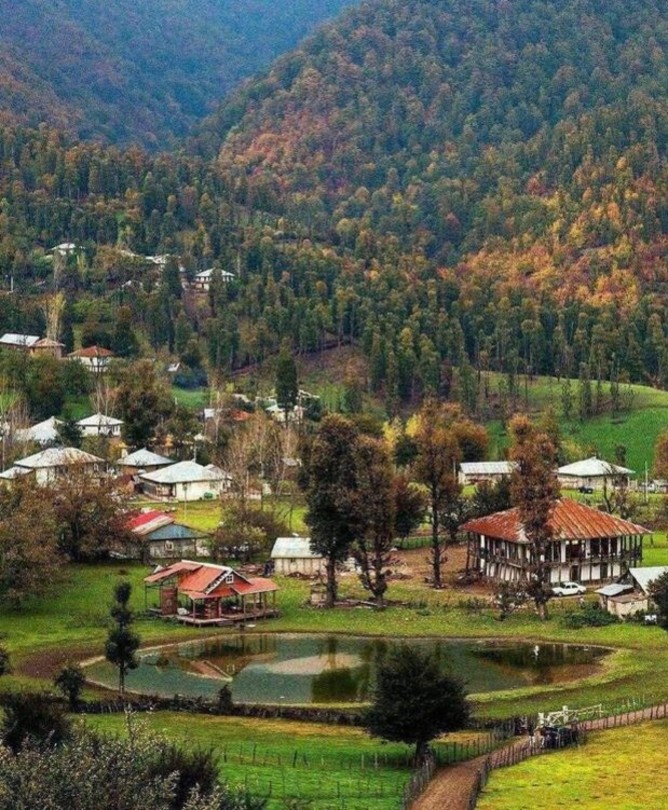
[477,720,668,810]
[84,712,431,810]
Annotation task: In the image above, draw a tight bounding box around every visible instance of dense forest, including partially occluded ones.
[0,0,356,149]
[1,0,668,415]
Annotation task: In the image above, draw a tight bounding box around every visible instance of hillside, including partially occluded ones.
[0,0,357,149]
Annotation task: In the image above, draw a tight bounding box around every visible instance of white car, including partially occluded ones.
[552,581,587,597]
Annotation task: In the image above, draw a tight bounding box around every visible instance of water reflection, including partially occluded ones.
[86,634,607,704]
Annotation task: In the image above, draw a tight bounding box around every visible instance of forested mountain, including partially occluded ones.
[0,0,357,149]
[2,0,668,415]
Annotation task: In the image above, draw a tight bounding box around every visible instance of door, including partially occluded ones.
[570,564,580,582]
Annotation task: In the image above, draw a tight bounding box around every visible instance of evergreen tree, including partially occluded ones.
[104,581,140,695]
[275,342,298,424]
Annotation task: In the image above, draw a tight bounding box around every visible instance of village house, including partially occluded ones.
[0,446,105,486]
[126,509,209,560]
[144,560,278,625]
[139,459,228,501]
[0,334,64,359]
[14,416,63,446]
[116,447,173,476]
[76,412,124,438]
[462,498,648,585]
[270,536,325,575]
[49,242,80,256]
[192,267,235,291]
[557,457,635,490]
[68,345,115,373]
[458,461,516,486]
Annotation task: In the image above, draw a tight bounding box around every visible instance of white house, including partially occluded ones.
[14,416,63,446]
[68,345,115,373]
[7,446,105,486]
[459,461,516,486]
[49,242,80,256]
[596,566,668,618]
[462,498,648,585]
[139,460,227,501]
[557,457,635,490]
[271,537,324,575]
[76,412,124,438]
[192,268,235,292]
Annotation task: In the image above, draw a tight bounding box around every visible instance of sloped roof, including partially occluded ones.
[76,412,123,428]
[15,416,62,445]
[139,460,225,485]
[0,466,32,480]
[629,566,668,594]
[118,448,173,468]
[14,446,104,469]
[34,338,64,348]
[144,560,200,583]
[271,537,320,559]
[68,345,114,358]
[145,523,207,541]
[143,560,276,598]
[196,268,235,280]
[127,509,175,535]
[0,333,40,347]
[461,498,649,543]
[595,583,634,598]
[460,461,516,475]
[558,457,635,477]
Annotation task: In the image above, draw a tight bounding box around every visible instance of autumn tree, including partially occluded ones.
[509,414,560,620]
[52,467,134,562]
[393,473,427,540]
[654,430,668,481]
[303,415,363,608]
[116,360,173,448]
[0,477,62,605]
[413,401,462,589]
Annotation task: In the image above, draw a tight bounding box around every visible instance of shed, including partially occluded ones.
[271,536,324,575]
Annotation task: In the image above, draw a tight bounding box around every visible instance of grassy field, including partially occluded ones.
[83,712,481,810]
[477,720,668,810]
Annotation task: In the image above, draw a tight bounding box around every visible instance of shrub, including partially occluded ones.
[562,603,620,628]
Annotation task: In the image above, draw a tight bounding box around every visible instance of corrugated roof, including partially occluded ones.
[146,523,206,541]
[15,446,104,469]
[68,345,114,358]
[127,510,175,535]
[595,583,633,598]
[233,577,279,595]
[0,466,31,479]
[0,333,40,347]
[629,566,668,594]
[461,498,649,542]
[139,460,224,485]
[558,457,635,477]
[460,461,516,475]
[118,448,173,467]
[144,560,201,583]
[271,537,319,559]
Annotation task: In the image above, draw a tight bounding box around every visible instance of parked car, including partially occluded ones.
[552,581,587,597]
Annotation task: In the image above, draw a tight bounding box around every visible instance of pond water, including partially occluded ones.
[86,633,608,705]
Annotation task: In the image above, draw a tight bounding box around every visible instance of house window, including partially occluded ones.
[224,573,234,584]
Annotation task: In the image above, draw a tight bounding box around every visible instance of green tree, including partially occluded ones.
[104,581,140,695]
[393,474,427,540]
[648,572,668,628]
[303,415,363,608]
[54,663,86,710]
[366,646,469,764]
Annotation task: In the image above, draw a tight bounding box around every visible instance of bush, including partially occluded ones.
[562,603,620,628]
[54,663,86,709]
[0,692,71,752]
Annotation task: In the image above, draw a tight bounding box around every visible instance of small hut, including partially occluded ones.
[270,536,324,575]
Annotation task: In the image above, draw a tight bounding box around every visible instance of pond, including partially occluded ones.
[86,633,608,705]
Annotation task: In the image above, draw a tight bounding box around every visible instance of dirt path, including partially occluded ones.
[413,703,668,810]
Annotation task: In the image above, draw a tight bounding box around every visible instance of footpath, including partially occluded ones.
[412,702,668,810]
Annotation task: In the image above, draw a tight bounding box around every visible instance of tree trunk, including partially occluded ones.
[325,556,338,608]
[431,495,442,589]
[414,739,430,766]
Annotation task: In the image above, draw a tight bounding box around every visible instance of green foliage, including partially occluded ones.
[53,662,86,709]
[105,581,140,694]
[562,603,620,629]
[0,692,71,753]
[366,645,469,762]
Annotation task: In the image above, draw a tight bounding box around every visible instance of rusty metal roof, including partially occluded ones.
[461,498,649,542]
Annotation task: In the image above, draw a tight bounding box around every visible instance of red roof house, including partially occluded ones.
[461,498,648,586]
[144,560,279,625]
